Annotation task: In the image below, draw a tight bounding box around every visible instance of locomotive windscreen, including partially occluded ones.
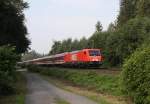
[89,50,101,56]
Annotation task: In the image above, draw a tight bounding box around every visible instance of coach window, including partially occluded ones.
[84,51,86,55]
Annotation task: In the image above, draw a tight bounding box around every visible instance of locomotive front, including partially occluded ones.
[85,49,103,66]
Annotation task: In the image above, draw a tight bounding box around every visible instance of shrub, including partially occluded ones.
[0,46,19,95]
[122,44,150,104]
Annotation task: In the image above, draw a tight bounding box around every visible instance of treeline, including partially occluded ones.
[0,0,30,95]
[49,0,150,67]
[49,21,103,55]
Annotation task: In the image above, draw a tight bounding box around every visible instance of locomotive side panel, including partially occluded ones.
[77,50,89,62]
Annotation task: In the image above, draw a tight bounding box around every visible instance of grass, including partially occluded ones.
[0,72,27,104]
[55,98,70,104]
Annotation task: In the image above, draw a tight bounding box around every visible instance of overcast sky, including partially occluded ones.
[24,0,120,54]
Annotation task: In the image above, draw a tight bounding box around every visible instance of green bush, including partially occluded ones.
[122,44,150,104]
[0,46,19,95]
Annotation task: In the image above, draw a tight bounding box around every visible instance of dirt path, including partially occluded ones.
[25,73,98,104]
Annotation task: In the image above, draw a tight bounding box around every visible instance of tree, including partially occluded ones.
[107,22,116,32]
[71,39,80,51]
[95,21,103,32]
[78,37,88,49]
[106,17,150,66]
[136,0,150,17]
[59,38,72,53]
[0,0,30,54]
[117,0,138,26]
[49,41,62,55]
[65,38,72,52]
[117,0,150,26]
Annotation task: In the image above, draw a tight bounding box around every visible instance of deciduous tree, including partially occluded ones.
[0,0,30,54]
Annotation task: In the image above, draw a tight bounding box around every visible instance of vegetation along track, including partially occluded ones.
[43,67,121,75]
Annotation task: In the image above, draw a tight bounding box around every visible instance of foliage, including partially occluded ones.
[121,44,150,104]
[136,0,150,17]
[49,37,88,55]
[50,41,62,54]
[0,72,27,104]
[0,46,19,95]
[28,66,121,96]
[117,0,150,26]
[105,17,150,66]
[107,22,116,32]
[78,37,88,50]
[117,0,137,26]
[88,32,109,49]
[0,0,30,54]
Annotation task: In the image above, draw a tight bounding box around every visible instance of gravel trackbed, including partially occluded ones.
[25,73,98,104]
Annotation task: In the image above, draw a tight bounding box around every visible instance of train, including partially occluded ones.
[20,49,103,68]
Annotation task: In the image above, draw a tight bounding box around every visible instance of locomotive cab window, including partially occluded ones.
[89,50,101,56]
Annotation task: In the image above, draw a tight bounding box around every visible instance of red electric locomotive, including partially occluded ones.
[64,49,103,67]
